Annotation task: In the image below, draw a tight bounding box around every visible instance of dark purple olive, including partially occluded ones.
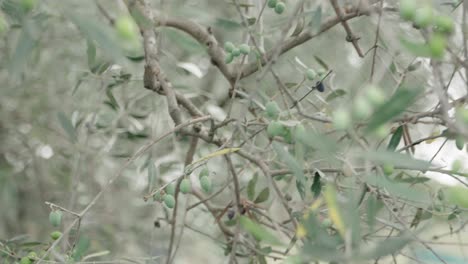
[227,210,235,219]
[316,82,325,92]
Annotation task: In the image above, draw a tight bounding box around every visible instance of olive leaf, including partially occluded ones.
[387,126,403,151]
[247,174,258,201]
[254,187,270,204]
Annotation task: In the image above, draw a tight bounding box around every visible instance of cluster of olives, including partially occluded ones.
[48,210,64,241]
[305,68,327,92]
[267,0,286,14]
[18,211,65,264]
[19,252,38,264]
[153,168,212,209]
[399,0,455,58]
[264,101,307,143]
[332,85,386,131]
[224,42,251,64]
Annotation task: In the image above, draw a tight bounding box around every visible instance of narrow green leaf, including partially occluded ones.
[362,150,430,170]
[389,61,397,74]
[105,88,120,109]
[272,142,305,184]
[399,36,432,57]
[239,216,281,245]
[72,72,88,95]
[257,255,267,264]
[310,172,322,198]
[57,112,77,143]
[361,234,412,259]
[410,208,424,228]
[387,126,403,151]
[296,180,306,200]
[215,18,242,30]
[86,39,96,70]
[394,176,431,184]
[365,87,422,133]
[313,55,329,70]
[91,61,111,75]
[254,187,270,203]
[325,89,346,102]
[324,185,346,237]
[125,53,145,62]
[247,174,258,201]
[72,236,90,261]
[407,61,422,72]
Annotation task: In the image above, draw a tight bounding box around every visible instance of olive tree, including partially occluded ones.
[1,0,468,263]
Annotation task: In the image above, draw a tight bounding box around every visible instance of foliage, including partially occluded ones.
[1,0,468,263]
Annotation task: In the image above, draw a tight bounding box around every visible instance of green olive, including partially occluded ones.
[49,211,62,227]
[165,183,176,196]
[179,179,192,194]
[332,108,351,131]
[399,0,417,21]
[225,53,234,64]
[306,69,316,80]
[164,194,176,208]
[282,128,294,143]
[200,176,212,193]
[456,136,465,151]
[317,69,326,78]
[152,191,163,202]
[20,257,32,264]
[265,101,280,119]
[239,44,251,55]
[274,2,286,14]
[267,121,287,137]
[294,123,306,143]
[428,33,447,59]
[383,164,395,175]
[27,252,37,261]
[321,218,332,228]
[50,231,62,240]
[115,16,138,41]
[366,85,385,106]
[199,167,209,178]
[353,96,372,120]
[224,41,235,53]
[232,48,241,57]
[434,15,455,34]
[413,6,433,28]
[267,0,278,8]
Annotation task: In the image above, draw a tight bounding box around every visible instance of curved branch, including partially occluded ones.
[155,16,235,83]
[240,11,368,79]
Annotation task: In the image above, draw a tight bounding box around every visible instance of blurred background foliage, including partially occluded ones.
[1,0,468,263]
